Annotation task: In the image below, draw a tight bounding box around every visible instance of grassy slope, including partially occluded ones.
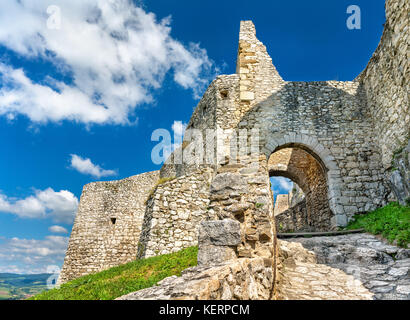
[31,246,198,300]
[346,202,410,247]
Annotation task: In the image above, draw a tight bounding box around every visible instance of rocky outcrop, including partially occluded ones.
[117,257,274,300]
[387,141,410,205]
[290,233,410,300]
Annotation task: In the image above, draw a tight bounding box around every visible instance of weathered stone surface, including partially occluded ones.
[276,240,373,300]
[290,233,410,300]
[387,141,410,205]
[356,0,409,169]
[137,168,213,259]
[210,172,248,194]
[197,219,242,266]
[197,245,238,267]
[116,258,274,300]
[276,198,309,233]
[198,219,241,246]
[58,171,160,285]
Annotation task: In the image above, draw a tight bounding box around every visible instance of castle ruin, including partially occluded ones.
[58,0,409,298]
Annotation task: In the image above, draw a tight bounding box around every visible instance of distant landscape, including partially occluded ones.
[0,273,52,300]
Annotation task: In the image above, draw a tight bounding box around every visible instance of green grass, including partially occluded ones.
[346,202,410,248]
[30,246,198,300]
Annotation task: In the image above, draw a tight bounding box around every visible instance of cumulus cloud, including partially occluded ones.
[0,236,68,274]
[277,177,293,190]
[0,188,78,224]
[270,176,293,195]
[48,225,69,234]
[70,154,117,178]
[0,0,214,125]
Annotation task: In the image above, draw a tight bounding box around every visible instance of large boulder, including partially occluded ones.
[197,219,241,266]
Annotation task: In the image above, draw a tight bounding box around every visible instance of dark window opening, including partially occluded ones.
[220,90,229,99]
[110,218,117,225]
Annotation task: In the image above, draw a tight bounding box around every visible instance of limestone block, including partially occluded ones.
[210,172,248,194]
[240,91,255,101]
[198,219,241,246]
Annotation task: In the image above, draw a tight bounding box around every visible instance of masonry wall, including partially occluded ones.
[275,199,308,233]
[58,171,159,284]
[357,0,409,168]
[137,168,213,259]
[244,80,387,222]
[160,74,240,179]
[274,195,289,215]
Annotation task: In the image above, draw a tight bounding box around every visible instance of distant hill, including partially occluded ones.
[0,273,52,300]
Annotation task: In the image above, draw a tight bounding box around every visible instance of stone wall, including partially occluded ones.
[58,171,159,284]
[274,194,289,215]
[160,74,241,179]
[356,0,409,169]
[137,168,213,259]
[249,80,386,225]
[289,183,305,207]
[213,21,389,231]
[208,154,278,263]
[275,199,308,233]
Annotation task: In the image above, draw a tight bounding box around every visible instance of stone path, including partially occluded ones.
[276,240,373,300]
[288,233,410,300]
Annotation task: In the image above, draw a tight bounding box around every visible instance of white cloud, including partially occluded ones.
[270,177,293,194]
[48,225,69,234]
[0,236,69,274]
[70,154,117,178]
[0,188,78,224]
[0,0,214,125]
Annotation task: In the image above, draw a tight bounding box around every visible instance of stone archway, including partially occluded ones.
[268,147,332,231]
[262,132,347,228]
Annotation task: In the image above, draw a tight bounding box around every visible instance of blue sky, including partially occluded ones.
[0,0,385,273]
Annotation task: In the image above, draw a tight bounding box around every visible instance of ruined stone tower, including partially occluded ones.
[58,0,409,285]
